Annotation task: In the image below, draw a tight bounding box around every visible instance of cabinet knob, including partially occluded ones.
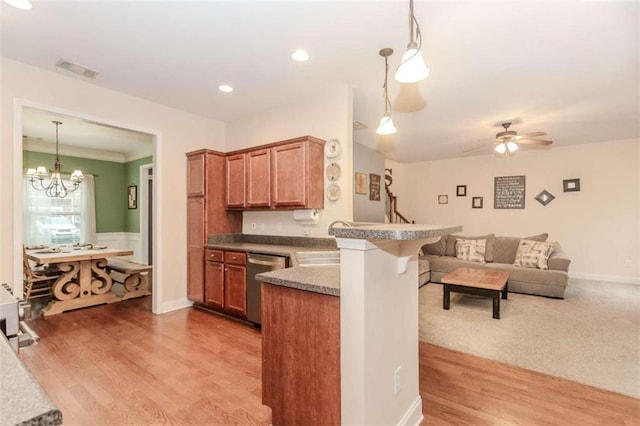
[225,268,228,271]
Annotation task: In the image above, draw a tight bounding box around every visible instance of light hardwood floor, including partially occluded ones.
[20,297,639,425]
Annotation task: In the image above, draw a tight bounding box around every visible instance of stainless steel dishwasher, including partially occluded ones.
[247,253,288,325]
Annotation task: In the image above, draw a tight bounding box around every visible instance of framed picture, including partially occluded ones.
[369,174,381,201]
[438,195,448,204]
[456,185,467,197]
[563,178,580,192]
[355,172,367,195]
[472,196,483,209]
[128,185,137,209]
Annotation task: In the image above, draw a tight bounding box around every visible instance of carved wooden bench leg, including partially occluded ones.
[120,271,152,300]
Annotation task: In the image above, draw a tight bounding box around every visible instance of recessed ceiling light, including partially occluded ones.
[218,85,234,93]
[291,49,309,62]
[3,0,32,10]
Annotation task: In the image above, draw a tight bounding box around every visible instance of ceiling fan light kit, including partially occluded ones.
[466,122,553,157]
[395,0,430,83]
[376,48,397,136]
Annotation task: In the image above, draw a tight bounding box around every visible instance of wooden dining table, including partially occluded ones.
[26,247,133,316]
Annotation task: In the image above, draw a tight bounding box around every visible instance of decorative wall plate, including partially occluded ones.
[326,162,341,181]
[324,138,341,158]
[326,183,341,201]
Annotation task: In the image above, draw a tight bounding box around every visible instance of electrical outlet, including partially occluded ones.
[393,366,401,396]
[251,223,257,230]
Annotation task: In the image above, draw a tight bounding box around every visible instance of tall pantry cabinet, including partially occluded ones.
[186,150,242,304]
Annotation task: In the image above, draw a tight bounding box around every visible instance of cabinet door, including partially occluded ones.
[247,149,271,208]
[187,247,204,303]
[226,154,246,208]
[187,154,205,197]
[225,264,247,317]
[205,261,225,309]
[186,197,205,303]
[271,142,307,208]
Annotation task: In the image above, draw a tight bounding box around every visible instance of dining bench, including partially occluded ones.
[106,259,152,300]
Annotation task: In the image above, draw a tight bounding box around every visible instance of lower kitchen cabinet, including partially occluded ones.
[204,249,247,318]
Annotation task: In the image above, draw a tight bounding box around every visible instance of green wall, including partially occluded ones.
[23,152,152,233]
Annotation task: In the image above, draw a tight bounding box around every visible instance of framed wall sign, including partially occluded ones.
[355,172,367,194]
[456,185,467,197]
[494,175,525,209]
[369,174,381,201]
[128,185,137,209]
[472,197,483,209]
[563,178,581,192]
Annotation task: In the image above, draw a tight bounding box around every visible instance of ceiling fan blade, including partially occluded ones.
[517,139,553,146]
[520,131,547,138]
[464,144,492,153]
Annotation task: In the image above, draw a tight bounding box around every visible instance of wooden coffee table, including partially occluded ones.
[441,267,510,319]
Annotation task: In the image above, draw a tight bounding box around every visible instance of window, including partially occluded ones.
[23,175,95,246]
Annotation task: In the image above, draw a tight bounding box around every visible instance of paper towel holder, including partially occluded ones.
[293,208,320,225]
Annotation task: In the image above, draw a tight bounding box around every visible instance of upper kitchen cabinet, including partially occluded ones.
[226,153,246,209]
[187,153,206,197]
[226,136,325,210]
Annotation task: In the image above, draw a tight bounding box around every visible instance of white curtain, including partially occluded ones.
[80,174,97,243]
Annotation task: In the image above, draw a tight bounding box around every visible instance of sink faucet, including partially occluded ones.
[328,220,352,230]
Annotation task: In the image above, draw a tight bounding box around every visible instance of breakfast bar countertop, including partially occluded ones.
[0,336,62,425]
[257,265,340,296]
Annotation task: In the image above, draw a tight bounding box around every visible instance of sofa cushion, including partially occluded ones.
[484,263,568,298]
[492,233,548,264]
[455,238,486,263]
[514,240,557,269]
[446,233,495,262]
[421,236,447,256]
[430,256,486,275]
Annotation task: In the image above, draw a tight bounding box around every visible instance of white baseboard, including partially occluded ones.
[570,272,640,285]
[161,298,193,314]
[398,396,424,426]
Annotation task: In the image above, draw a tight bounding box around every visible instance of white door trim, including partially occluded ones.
[13,98,164,314]
[139,163,153,265]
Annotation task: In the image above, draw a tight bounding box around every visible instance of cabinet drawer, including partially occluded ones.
[225,251,247,265]
[206,250,224,263]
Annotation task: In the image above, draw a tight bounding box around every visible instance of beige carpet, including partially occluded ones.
[418,278,640,398]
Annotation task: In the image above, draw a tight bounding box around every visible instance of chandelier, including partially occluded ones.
[26,121,84,198]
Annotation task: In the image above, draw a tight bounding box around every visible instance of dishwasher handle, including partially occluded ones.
[248,255,287,268]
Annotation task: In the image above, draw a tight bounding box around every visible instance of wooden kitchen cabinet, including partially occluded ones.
[204,249,247,318]
[186,150,242,305]
[246,149,271,208]
[226,153,246,209]
[226,136,325,210]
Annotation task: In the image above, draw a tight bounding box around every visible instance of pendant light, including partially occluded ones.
[376,48,397,135]
[26,121,84,198]
[395,0,430,83]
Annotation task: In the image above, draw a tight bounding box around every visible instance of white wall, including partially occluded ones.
[353,142,386,223]
[387,139,640,283]
[1,58,226,312]
[226,84,353,237]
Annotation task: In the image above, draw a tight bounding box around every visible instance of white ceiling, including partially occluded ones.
[2,1,638,163]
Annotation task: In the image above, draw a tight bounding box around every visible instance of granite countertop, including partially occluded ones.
[257,265,340,297]
[328,223,462,240]
[0,336,62,425]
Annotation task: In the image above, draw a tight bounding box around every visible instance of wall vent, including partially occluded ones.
[353,121,368,131]
[56,59,99,79]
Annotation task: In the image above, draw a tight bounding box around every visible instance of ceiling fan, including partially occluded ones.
[465,122,553,156]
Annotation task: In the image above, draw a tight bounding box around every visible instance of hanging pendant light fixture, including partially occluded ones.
[395,0,430,83]
[376,48,397,135]
[26,121,84,198]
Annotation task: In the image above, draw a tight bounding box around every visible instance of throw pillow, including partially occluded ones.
[455,238,487,263]
[513,239,557,269]
[446,234,495,262]
[493,233,549,264]
[421,236,447,256]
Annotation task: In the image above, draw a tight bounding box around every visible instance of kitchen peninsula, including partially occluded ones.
[258,223,461,425]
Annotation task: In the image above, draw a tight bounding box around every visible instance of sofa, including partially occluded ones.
[418,233,571,299]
